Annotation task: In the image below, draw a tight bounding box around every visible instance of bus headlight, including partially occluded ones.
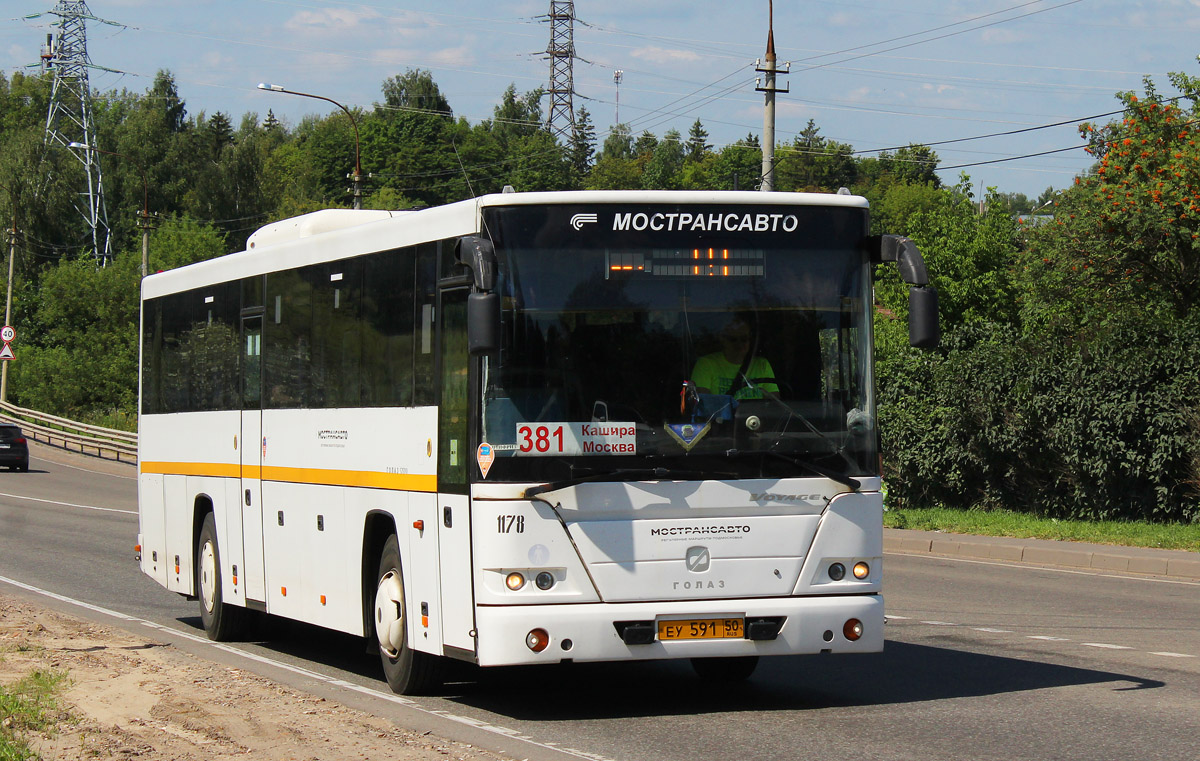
[506,572,526,590]
[853,562,870,579]
[535,571,555,590]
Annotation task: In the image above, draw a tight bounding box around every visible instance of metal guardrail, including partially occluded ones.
[0,400,137,463]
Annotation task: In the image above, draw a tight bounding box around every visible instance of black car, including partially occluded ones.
[0,424,29,471]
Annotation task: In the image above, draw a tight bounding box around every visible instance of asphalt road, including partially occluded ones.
[2,443,1198,761]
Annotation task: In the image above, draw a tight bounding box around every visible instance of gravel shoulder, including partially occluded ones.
[0,592,505,761]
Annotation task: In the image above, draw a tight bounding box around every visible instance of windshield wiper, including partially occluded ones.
[727,449,860,491]
[523,467,736,499]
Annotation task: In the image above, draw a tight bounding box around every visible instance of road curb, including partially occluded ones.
[883,528,1200,581]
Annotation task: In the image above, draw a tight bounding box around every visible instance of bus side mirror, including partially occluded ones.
[468,292,500,355]
[870,235,939,349]
[455,236,496,291]
[909,286,939,349]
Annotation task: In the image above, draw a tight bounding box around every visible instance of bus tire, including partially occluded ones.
[690,656,759,683]
[374,534,444,695]
[197,512,250,641]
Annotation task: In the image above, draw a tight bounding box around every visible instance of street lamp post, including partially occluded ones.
[68,142,153,278]
[257,83,364,209]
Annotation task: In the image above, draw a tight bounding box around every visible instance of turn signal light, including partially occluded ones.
[526,628,550,652]
[843,618,864,641]
[506,572,526,590]
[853,562,870,579]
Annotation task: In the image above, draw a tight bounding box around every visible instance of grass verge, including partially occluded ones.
[0,669,69,761]
[883,506,1200,552]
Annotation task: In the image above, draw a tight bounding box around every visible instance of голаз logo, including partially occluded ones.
[685,546,711,573]
[570,213,598,230]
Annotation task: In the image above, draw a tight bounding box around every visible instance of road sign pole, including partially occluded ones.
[1,224,14,403]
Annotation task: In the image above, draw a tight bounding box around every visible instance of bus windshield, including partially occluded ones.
[478,203,876,484]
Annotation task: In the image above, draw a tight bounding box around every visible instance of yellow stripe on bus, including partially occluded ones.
[139,461,437,492]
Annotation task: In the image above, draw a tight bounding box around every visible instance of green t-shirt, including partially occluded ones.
[691,353,778,400]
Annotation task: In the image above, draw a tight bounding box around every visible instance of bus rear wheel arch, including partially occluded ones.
[373,534,444,695]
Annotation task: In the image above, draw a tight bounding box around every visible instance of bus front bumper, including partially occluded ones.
[471,594,883,666]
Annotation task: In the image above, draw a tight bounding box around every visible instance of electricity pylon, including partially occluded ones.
[39,1,123,262]
[543,1,576,142]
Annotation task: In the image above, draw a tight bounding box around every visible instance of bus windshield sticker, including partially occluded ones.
[514,423,636,456]
[477,442,495,478]
[665,421,711,451]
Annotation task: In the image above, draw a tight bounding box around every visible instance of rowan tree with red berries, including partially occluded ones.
[1021,73,1200,328]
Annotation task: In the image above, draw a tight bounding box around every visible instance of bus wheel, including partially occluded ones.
[197,513,249,641]
[691,656,759,683]
[374,534,444,695]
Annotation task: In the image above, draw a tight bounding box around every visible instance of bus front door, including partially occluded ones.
[239,314,267,605]
[437,288,476,654]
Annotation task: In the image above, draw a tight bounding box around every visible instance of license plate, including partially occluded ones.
[657,618,744,641]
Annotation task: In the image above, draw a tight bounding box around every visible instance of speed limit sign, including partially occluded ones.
[0,326,13,343]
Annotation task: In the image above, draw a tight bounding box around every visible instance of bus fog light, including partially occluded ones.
[853,562,870,579]
[526,628,550,652]
[828,563,846,581]
[535,572,555,590]
[506,572,526,590]
[843,618,864,641]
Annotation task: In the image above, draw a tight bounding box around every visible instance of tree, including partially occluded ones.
[1022,74,1200,325]
[643,129,684,189]
[634,130,658,157]
[381,69,451,115]
[600,123,633,160]
[776,120,857,192]
[879,144,941,187]
[686,119,710,162]
[569,105,596,183]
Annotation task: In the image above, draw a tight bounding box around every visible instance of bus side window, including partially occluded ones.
[265,270,313,409]
[413,242,438,406]
[361,248,415,407]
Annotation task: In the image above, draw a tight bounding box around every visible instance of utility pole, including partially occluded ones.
[544,1,577,142]
[755,1,789,191]
[41,1,122,262]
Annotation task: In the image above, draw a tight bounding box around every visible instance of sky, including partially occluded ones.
[5,0,1200,200]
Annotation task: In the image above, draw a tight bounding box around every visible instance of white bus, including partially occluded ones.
[137,190,937,693]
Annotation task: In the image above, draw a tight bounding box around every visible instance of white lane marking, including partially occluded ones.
[0,574,615,761]
[885,615,911,620]
[1028,635,1071,642]
[894,617,1197,660]
[887,551,1200,587]
[31,453,137,480]
[0,490,137,516]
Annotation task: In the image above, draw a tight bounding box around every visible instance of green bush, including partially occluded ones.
[880,317,1200,523]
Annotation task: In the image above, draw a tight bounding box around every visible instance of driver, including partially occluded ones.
[691,317,778,400]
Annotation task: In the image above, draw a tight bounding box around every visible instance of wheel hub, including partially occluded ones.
[374,570,405,656]
[199,540,217,613]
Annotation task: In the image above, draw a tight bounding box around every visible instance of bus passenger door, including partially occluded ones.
[240,314,267,605]
[437,288,476,653]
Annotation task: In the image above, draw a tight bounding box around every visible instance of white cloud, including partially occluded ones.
[631,46,703,64]
[284,8,380,35]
